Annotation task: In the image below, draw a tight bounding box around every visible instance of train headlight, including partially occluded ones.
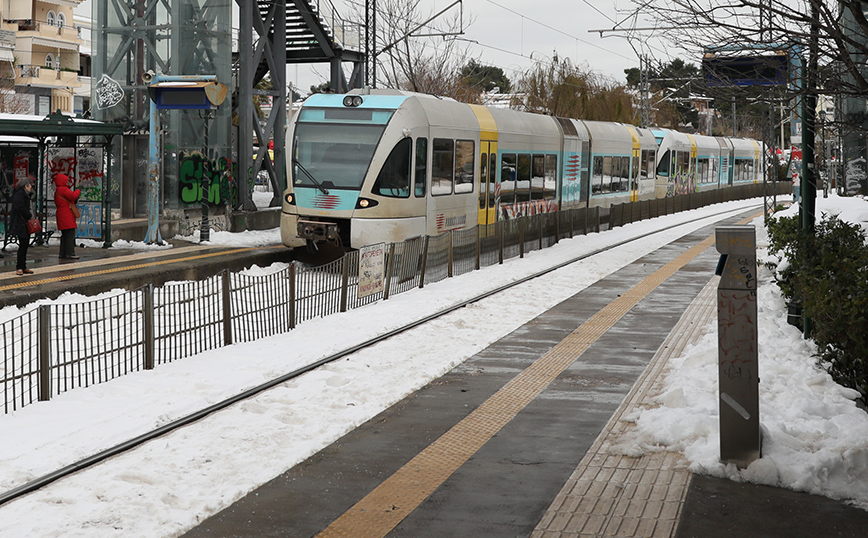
[343,95,363,107]
[284,193,295,205]
[355,197,378,209]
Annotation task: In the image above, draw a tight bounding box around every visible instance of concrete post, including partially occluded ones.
[715,225,761,467]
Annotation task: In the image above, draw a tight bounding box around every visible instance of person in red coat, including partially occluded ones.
[53,172,80,260]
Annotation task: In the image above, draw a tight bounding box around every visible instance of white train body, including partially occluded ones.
[281,89,763,250]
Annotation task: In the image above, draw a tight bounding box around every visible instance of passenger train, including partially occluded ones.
[280,89,762,251]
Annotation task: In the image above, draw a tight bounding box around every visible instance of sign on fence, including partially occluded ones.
[358,243,385,298]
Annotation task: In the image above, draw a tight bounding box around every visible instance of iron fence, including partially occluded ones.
[1,186,785,413]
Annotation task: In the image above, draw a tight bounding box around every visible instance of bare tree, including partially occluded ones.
[642,1,868,122]
[514,57,635,122]
[365,0,477,99]
[0,61,30,114]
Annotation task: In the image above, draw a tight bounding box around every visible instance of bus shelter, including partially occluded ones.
[0,111,123,251]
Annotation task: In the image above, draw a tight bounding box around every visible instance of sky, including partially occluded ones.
[0,193,867,537]
[288,0,666,93]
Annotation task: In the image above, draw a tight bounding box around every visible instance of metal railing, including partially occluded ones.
[1,183,788,413]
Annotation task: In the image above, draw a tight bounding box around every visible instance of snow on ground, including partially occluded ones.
[614,193,868,511]
[0,196,866,538]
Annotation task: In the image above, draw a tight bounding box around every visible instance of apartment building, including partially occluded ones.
[2,0,83,115]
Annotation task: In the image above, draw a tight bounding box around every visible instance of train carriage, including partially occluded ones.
[582,121,656,208]
[729,137,762,184]
[486,108,563,221]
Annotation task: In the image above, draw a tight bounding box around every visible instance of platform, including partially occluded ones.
[168,208,868,537]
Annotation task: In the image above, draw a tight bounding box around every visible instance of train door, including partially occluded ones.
[478,140,498,226]
[580,140,591,206]
[625,126,642,202]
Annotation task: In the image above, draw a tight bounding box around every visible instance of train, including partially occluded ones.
[280,88,762,251]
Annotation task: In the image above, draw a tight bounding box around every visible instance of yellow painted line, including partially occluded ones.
[316,234,719,538]
[0,246,283,293]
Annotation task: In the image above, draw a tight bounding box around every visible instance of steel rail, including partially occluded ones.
[0,204,760,507]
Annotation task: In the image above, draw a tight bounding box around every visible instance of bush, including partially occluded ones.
[765,213,868,404]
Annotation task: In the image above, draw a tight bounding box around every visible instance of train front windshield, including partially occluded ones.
[293,122,386,190]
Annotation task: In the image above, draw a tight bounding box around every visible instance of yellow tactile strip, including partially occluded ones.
[0,246,280,292]
[532,277,719,538]
[316,235,717,538]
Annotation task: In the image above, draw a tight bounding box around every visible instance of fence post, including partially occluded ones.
[340,255,350,312]
[475,226,481,270]
[569,208,574,237]
[289,262,296,330]
[221,270,233,346]
[143,284,155,370]
[519,217,525,258]
[419,235,430,289]
[384,243,396,299]
[538,214,543,250]
[38,305,51,401]
[555,210,560,244]
[498,220,504,264]
[447,231,454,278]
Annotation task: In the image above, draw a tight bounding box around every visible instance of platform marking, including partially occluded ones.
[0,247,278,293]
[316,234,717,538]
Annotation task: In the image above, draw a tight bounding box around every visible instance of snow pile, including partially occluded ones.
[615,205,868,510]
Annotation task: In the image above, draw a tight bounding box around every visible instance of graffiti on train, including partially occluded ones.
[179,151,236,206]
[666,173,697,197]
[500,199,560,220]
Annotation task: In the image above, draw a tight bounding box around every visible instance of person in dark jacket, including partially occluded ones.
[53,172,80,260]
[10,176,34,275]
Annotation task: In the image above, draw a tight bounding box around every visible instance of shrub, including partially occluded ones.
[765,213,868,404]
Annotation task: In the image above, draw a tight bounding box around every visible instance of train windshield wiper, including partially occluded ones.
[293,159,330,195]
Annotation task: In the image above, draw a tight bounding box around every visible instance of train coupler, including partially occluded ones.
[297,220,340,244]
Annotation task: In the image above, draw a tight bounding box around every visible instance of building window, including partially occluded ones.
[56,12,66,27]
[46,11,56,26]
[45,54,54,69]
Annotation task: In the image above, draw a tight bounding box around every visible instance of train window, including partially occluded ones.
[592,156,604,194]
[544,154,557,200]
[479,152,488,209]
[431,138,454,195]
[602,156,613,193]
[455,140,475,194]
[415,138,427,197]
[619,156,631,192]
[640,150,652,180]
[697,158,709,184]
[489,153,497,207]
[657,150,670,177]
[632,154,640,189]
[517,154,531,202]
[372,138,411,198]
[292,122,384,190]
[531,155,545,200]
[711,157,719,184]
[501,154,517,204]
[677,151,690,177]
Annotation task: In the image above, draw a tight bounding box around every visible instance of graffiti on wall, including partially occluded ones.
[845,157,867,195]
[77,147,104,202]
[178,151,235,207]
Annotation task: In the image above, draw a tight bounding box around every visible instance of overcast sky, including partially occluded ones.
[289,0,676,93]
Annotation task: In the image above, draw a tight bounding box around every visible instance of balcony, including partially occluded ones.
[13,19,82,46]
[16,65,82,89]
